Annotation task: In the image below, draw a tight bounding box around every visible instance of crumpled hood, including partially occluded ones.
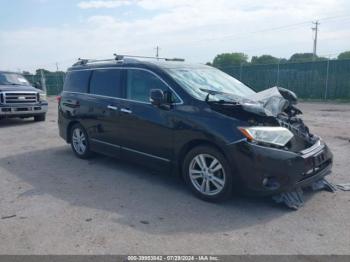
[240,87,296,117]
[0,84,41,93]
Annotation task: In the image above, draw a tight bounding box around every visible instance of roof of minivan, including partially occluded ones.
[68,58,209,71]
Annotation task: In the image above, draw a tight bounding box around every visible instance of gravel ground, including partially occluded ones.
[0,97,349,255]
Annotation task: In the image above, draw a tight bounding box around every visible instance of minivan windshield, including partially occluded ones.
[0,72,30,86]
[166,66,255,101]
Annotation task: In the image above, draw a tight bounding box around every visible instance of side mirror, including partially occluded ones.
[34,81,42,90]
[150,89,165,107]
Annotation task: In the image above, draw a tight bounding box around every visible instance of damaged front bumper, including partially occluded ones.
[228,138,333,197]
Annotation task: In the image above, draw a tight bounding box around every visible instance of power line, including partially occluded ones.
[179,14,350,45]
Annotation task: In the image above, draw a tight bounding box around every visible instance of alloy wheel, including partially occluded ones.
[189,154,226,196]
[72,128,87,155]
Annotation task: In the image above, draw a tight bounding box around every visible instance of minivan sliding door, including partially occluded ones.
[87,68,124,158]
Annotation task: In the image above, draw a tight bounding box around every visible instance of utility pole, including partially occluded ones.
[155,46,160,59]
[312,21,319,61]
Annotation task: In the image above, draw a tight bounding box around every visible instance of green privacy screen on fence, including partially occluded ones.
[24,71,65,96]
[25,59,350,99]
[221,59,350,100]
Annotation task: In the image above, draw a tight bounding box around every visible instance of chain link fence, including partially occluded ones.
[24,71,66,96]
[24,59,350,100]
[220,58,350,100]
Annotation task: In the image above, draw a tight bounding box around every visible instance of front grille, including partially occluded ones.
[2,92,38,105]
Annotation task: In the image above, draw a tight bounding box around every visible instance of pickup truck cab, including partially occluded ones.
[0,71,48,121]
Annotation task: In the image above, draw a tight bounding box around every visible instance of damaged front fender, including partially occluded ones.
[240,86,298,117]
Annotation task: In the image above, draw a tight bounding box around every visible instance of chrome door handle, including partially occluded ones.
[120,108,132,114]
[107,105,118,111]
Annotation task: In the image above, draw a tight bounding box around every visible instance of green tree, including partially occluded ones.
[289,53,327,63]
[212,53,248,69]
[279,58,288,64]
[289,53,314,62]
[251,55,279,65]
[338,51,350,60]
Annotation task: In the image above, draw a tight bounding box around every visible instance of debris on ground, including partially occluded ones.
[336,183,350,191]
[1,215,16,220]
[273,178,337,210]
[311,179,337,192]
[334,136,350,142]
[272,188,304,210]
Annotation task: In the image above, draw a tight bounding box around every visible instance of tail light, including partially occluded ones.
[57,95,62,104]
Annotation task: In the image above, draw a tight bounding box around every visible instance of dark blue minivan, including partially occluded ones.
[58,56,333,206]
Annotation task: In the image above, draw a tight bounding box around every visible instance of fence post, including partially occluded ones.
[55,63,61,95]
[324,58,330,100]
[276,60,280,86]
[239,63,243,81]
[40,70,47,94]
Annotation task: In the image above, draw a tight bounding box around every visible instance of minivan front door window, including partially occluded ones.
[126,69,179,103]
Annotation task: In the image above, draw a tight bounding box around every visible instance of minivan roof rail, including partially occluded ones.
[73,58,117,66]
[113,54,185,62]
[72,54,185,66]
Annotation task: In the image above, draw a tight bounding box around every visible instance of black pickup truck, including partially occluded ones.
[0,71,48,121]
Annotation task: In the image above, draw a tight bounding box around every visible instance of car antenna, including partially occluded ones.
[113,53,124,60]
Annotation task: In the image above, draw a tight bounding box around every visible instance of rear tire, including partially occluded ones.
[70,123,93,159]
[34,114,46,122]
[183,145,233,202]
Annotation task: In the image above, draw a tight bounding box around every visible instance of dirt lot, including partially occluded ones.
[0,97,349,255]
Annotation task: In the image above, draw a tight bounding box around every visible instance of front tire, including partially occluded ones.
[70,123,93,159]
[183,145,233,202]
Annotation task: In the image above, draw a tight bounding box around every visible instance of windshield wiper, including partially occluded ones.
[200,88,227,102]
[200,88,238,104]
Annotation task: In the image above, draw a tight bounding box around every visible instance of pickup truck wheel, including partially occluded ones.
[183,146,233,202]
[70,123,93,159]
[34,114,46,122]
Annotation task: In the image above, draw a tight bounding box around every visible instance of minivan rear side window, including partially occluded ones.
[64,70,91,93]
[90,69,122,98]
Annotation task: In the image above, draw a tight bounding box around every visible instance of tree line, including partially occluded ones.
[207,50,350,68]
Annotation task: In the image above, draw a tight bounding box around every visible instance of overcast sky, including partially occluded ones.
[0,0,350,72]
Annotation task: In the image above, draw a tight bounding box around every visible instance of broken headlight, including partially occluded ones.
[239,126,294,147]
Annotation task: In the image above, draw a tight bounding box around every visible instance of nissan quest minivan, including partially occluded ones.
[58,55,333,205]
